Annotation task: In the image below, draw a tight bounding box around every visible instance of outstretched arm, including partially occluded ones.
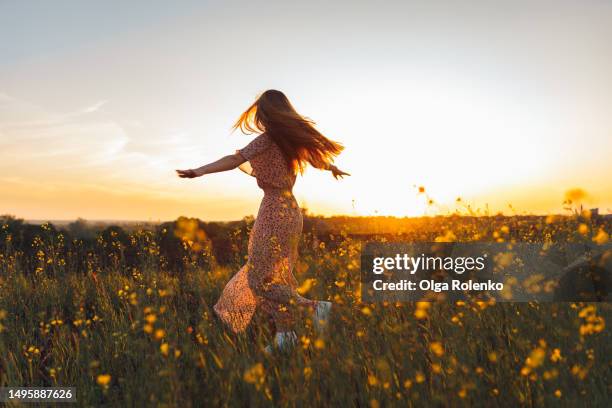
[176,153,246,178]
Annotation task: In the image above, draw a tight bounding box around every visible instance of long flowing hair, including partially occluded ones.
[233,90,344,174]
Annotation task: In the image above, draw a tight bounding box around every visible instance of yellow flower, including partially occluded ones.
[145,314,157,324]
[578,305,595,318]
[571,364,589,380]
[160,343,169,357]
[554,389,562,398]
[429,342,444,357]
[578,306,606,335]
[154,329,166,340]
[314,338,325,349]
[525,347,546,368]
[297,279,316,295]
[303,366,312,380]
[414,302,430,320]
[368,374,379,386]
[593,229,609,244]
[488,351,498,363]
[543,369,559,380]
[243,363,265,386]
[97,374,111,387]
[435,230,456,242]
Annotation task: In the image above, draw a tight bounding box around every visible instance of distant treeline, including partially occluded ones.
[1,213,608,278]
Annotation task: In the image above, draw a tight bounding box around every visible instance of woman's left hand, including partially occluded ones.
[330,166,350,180]
[176,169,199,178]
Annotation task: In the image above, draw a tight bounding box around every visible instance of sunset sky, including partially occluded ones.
[1,0,611,221]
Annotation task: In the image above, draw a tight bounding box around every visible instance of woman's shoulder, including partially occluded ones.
[252,133,274,150]
[239,133,273,160]
[249,133,275,152]
[256,132,272,142]
[250,132,272,144]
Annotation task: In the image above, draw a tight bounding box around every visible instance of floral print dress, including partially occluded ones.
[213,133,316,332]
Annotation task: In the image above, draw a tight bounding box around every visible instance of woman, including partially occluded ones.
[177,90,349,350]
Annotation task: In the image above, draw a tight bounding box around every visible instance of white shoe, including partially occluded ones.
[313,301,332,331]
[264,331,298,354]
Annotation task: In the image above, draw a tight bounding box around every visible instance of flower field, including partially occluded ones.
[0,214,610,407]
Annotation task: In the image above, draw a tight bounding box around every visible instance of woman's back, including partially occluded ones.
[238,133,296,191]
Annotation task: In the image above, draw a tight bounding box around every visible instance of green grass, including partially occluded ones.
[0,217,610,407]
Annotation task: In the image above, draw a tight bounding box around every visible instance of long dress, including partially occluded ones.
[213,133,316,332]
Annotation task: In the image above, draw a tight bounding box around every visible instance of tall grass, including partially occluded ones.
[0,216,610,407]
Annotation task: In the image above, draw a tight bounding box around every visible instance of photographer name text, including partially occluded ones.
[371,254,504,292]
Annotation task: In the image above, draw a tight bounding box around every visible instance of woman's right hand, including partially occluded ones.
[176,169,199,178]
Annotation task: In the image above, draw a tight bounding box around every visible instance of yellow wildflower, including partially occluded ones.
[303,366,312,380]
[96,374,111,387]
[243,363,265,387]
[550,348,562,363]
[429,342,444,357]
[160,343,169,357]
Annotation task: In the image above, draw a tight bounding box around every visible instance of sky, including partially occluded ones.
[1,0,611,221]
